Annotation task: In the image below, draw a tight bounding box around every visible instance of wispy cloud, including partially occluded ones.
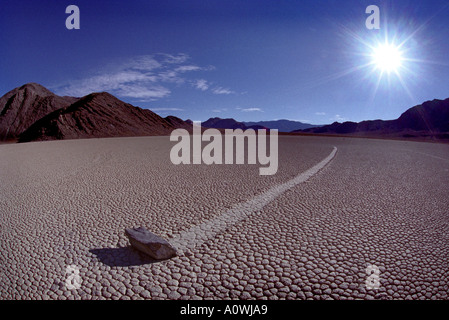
[241,107,263,112]
[162,53,190,64]
[116,84,170,100]
[331,114,348,122]
[211,108,228,113]
[193,79,209,91]
[315,112,326,116]
[175,65,201,72]
[53,53,224,102]
[158,70,185,84]
[123,55,162,71]
[151,107,184,111]
[212,87,234,95]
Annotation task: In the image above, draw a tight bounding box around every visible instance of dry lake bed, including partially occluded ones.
[1,135,448,300]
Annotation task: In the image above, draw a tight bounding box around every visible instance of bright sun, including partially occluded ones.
[371,43,403,73]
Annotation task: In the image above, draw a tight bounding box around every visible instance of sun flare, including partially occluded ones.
[371,43,403,73]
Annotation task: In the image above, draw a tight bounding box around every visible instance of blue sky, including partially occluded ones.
[1,0,449,124]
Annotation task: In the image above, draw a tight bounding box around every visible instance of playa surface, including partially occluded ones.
[1,135,448,300]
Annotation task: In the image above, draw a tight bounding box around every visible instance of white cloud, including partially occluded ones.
[315,112,326,116]
[151,107,184,111]
[331,114,348,122]
[54,53,214,101]
[175,65,201,72]
[123,56,162,71]
[212,87,234,95]
[193,79,209,91]
[54,72,165,99]
[162,53,190,64]
[241,108,263,112]
[116,85,170,100]
[211,108,228,113]
[53,53,238,103]
[158,70,184,84]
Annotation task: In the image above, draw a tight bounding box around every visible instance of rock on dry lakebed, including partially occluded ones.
[125,227,177,260]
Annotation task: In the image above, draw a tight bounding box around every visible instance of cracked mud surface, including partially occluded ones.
[1,136,448,299]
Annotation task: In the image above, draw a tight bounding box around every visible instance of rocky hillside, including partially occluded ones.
[0,83,77,140]
[18,92,189,142]
[0,83,191,142]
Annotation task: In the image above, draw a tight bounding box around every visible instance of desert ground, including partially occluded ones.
[0,135,448,300]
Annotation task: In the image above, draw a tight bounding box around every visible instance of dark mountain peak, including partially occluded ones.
[1,82,55,105]
[164,115,192,130]
[202,117,247,130]
[17,82,54,95]
[0,83,78,140]
[67,91,124,108]
[83,91,118,101]
[298,97,449,139]
[396,97,449,133]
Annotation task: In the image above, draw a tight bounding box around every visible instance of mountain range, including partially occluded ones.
[201,117,267,131]
[201,117,318,132]
[243,119,319,132]
[296,98,449,140]
[1,83,448,142]
[0,83,190,142]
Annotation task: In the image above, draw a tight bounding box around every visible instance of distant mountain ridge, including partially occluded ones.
[202,117,318,132]
[0,83,190,142]
[297,98,449,139]
[243,119,319,132]
[201,117,267,131]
